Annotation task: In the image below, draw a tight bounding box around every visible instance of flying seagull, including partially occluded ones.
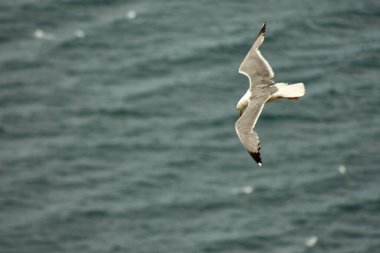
[235,22,305,166]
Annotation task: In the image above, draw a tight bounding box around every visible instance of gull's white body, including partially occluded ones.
[235,23,305,166]
[237,82,305,110]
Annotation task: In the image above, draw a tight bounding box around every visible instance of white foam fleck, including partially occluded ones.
[126,10,137,20]
[242,186,254,194]
[34,29,54,40]
[74,29,86,38]
[305,236,318,247]
[338,165,346,174]
[34,29,45,39]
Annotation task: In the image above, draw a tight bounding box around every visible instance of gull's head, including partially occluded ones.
[237,91,250,118]
[236,98,249,118]
[236,107,243,118]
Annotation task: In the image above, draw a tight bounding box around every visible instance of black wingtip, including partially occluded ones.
[259,22,266,36]
[248,151,263,167]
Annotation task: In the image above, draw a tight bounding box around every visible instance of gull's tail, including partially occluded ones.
[274,83,305,99]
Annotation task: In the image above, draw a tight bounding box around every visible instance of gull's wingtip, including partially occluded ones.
[259,22,266,36]
[248,151,263,167]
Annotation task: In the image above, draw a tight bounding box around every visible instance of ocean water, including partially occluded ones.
[1,0,380,252]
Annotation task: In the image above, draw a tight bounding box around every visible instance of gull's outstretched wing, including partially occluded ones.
[235,95,271,166]
[239,22,274,89]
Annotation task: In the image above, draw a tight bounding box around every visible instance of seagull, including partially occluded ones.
[235,22,305,166]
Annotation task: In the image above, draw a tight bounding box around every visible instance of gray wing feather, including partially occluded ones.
[239,23,274,89]
[235,96,270,166]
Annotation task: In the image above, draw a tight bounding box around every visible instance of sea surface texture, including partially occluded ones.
[1,0,380,252]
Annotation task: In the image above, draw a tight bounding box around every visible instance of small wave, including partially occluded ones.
[70,106,170,118]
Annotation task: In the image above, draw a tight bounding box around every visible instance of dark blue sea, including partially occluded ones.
[1,0,380,252]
